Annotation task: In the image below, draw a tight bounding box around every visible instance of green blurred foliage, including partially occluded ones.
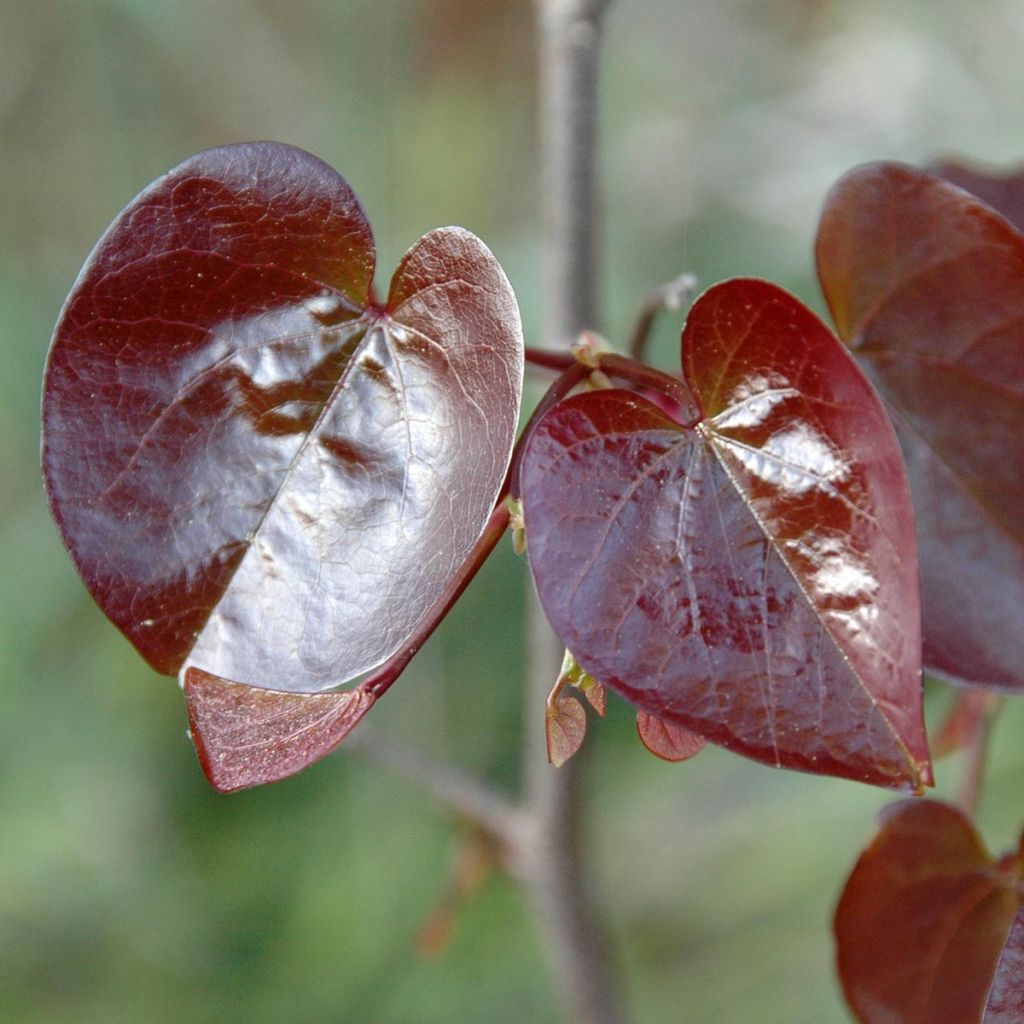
[3,0,1024,1021]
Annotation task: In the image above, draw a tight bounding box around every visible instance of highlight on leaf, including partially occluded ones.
[41,142,524,786]
[520,277,930,790]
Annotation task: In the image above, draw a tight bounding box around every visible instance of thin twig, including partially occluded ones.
[958,693,1002,820]
[530,2,627,1023]
[345,728,527,856]
[627,271,698,361]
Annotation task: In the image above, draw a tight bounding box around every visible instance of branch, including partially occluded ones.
[958,693,1002,819]
[345,728,526,857]
[627,271,698,361]
[529,2,627,1023]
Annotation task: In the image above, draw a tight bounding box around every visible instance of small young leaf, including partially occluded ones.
[184,668,375,792]
[546,694,587,768]
[636,711,706,763]
[42,143,524,762]
[580,678,607,717]
[817,161,1024,691]
[521,278,929,789]
[835,800,1022,1024]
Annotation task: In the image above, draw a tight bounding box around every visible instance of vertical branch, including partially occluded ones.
[958,694,1002,820]
[536,0,610,351]
[525,2,626,1023]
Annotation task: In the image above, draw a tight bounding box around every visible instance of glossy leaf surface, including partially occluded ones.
[185,667,374,792]
[521,278,929,789]
[835,800,1022,1024]
[817,161,1024,690]
[43,142,523,695]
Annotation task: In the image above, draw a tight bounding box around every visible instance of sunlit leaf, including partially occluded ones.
[636,711,706,763]
[546,694,586,768]
[43,141,523,696]
[521,278,929,789]
[817,161,1024,690]
[835,800,1022,1024]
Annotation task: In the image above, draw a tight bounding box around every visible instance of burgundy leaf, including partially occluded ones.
[636,711,706,763]
[835,800,1021,1024]
[184,667,375,792]
[546,694,587,768]
[932,159,1024,234]
[521,278,929,789]
[43,142,523,701]
[816,161,1024,690]
[986,906,1024,1023]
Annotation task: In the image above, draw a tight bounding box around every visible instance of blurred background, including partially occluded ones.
[4,1,1024,1021]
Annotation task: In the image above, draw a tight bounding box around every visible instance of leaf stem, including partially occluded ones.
[599,352,701,425]
[627,271,698,361]
[526,346,578,372]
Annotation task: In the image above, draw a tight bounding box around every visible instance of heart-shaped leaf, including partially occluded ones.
[43,143,524,707]
[816,161,1024,690]
[835,800,1023,1024]
[546,693,587,768]
[520,278,929,789]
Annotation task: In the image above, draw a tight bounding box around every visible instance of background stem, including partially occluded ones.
[526,2,626,1023]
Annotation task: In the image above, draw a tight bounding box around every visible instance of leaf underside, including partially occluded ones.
[835,800,1022,1024]
[185,667,374,792]
[817,160,1024,691]
[546,695,587,768]
[521,278,929,790]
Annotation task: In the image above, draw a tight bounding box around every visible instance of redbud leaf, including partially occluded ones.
[546,694,587,768]
[636,711,706,763]
[185,667,375,792]
[835,800,1022,1024]
[582,679,607,717]
[521,278,929,789]
[817,161,1024,690]
[43,142,523,702]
